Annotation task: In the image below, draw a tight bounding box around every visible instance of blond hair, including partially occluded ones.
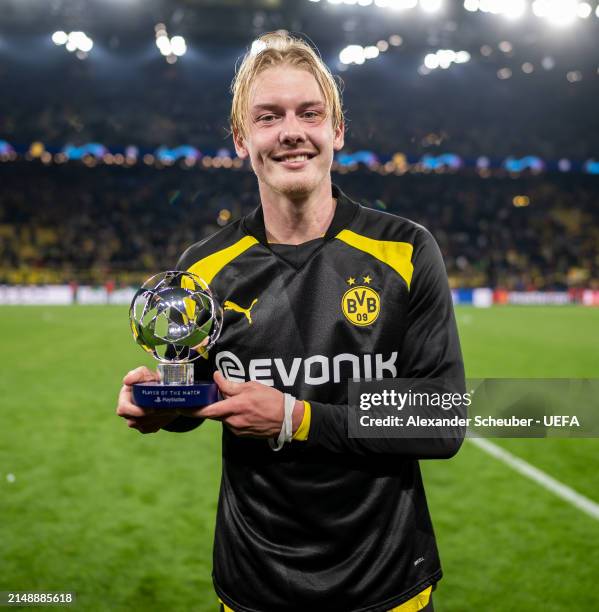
[230,31,344,139]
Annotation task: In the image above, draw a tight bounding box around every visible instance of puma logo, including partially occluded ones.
[223,298,258,325]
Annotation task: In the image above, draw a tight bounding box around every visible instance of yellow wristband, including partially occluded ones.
[292,401,311,441]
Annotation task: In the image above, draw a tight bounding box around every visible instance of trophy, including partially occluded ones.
[129,270,223,408]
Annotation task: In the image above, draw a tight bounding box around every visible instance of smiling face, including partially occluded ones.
[233,66,344,200]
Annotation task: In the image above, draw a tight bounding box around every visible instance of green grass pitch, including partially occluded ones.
[1,305,598,611]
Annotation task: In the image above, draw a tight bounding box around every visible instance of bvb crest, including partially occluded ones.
[342,275,381,327]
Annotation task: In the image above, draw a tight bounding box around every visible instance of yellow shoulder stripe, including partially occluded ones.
[335,229,414,290]
[187,235,259,285]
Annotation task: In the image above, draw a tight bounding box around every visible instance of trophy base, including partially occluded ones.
[132,381,218,409]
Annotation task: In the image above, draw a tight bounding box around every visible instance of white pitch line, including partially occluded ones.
[469,437,599,521]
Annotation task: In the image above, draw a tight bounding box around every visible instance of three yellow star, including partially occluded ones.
[363,275,372,284]
[347,277,356,286]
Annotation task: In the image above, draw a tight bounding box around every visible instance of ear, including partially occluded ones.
[233,130,249,159]
[333,121,345,152]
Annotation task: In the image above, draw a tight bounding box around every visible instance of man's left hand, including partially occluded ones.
[181,371,304,438]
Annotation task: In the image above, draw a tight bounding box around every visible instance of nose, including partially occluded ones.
[279,113,306,145]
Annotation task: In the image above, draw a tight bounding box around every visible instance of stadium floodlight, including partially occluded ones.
[66,31,93,53]
[339,47,351,64]
[52,31,68,45]
[389,34,403,46]
[78,35,93,53]
[156,34,171,56]
[69,31,84,46]
[358,0,374,5]
[479,0,502,14]
[374,0,418,9]
[532,0,578,25]
[339,44,366,64]
[466,0,526,17]
[420,0,442,12]
[546,0,579,25]
[363,45,379,59]
[424,53,440,69]
[577,2,591,18]
[532,0,546,16]
[596,4,599,17]
[437,49,455,68]
[502,0,526,18]
[377,39,389,51]
[54,31,93,57]
[423,49,468,70]
[170,35,187,57]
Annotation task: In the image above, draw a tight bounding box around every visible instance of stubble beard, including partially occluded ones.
[262,163,323,201]
[277,177,314,199]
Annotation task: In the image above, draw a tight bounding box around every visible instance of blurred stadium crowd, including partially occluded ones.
[1,163,597,290]
[1,58,598,161]
[1,0,598,291]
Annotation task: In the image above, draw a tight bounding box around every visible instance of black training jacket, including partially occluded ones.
[164,185,465,612]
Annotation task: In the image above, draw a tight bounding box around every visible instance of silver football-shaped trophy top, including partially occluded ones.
[129,270,223,365]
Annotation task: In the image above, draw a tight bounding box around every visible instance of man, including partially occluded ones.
[117,31,465,612]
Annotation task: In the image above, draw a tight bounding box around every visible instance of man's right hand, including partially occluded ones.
[116,366,179,434]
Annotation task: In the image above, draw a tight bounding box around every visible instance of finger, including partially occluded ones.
[189,397,237,420]
[214,370,245,397]
[118,399,177,419]
[123,366,159,385]
[119,384,132,402]
[117,398,147,419]
[117,384,135,410]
